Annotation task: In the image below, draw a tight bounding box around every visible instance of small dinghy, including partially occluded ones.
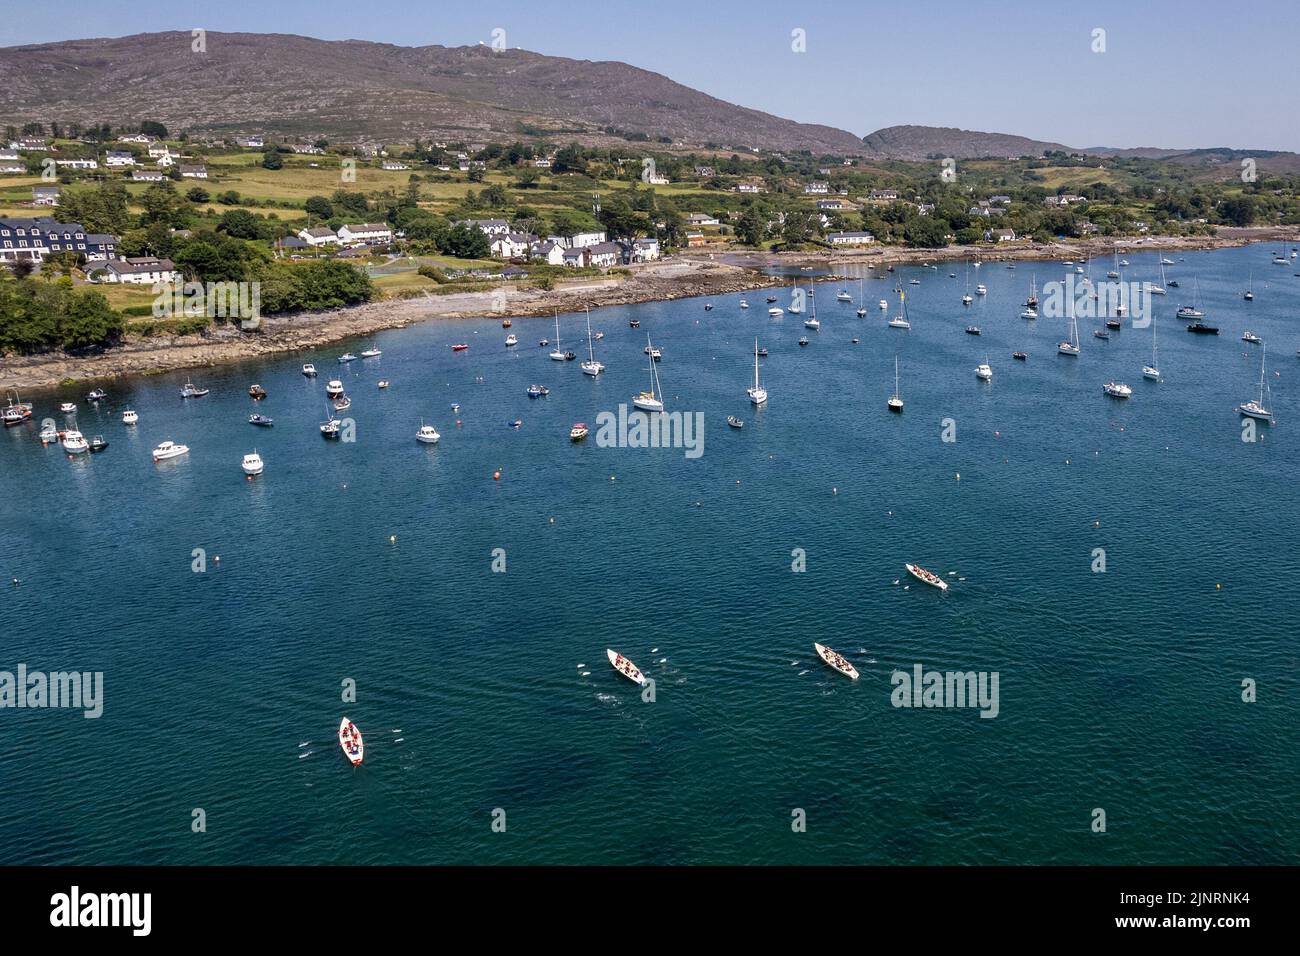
[526,384,549,398]
[1093,329,1110,340]
[249,414,274,427]
[905,563,949,591]
[180,382,209,398]
[606,649,647,686]
[727,416,744,429]
[814,643,859,680]
[798,336,809,346]
[964,326,981,336]
[333,396,352,411]
[451,343,469,352]
[338,718,363,766]
[629,319,640,328]
[59,402,76,413]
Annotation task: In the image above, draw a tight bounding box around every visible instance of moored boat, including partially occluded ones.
[152,440,189,461]
[302,364,317,377]
[248,384,267,399]
[570,423,589,441]
[905,563,949,591]
[242,452,264,476]
[1102,381,1133,399]
[249,414,274,427]
[62,430,89,454]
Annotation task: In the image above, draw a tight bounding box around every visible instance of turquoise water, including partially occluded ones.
[2,243,1297,865]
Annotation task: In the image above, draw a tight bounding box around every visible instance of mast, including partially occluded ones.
[586,306,595,362]
[754,338,760,390]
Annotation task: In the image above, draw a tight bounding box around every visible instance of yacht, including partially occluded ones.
[180,382,209,399]
[836,290,852,302]
[61,429,90,454]
[888,355,904,413]
[570,423,589,441]
[242,452,264,476]
[1059,299,1081,356]
[887,289,911,329]
[249,413,274,427]
[302,364,317,377]
[803,315,820,330]
[1238,344,1274,422]
[505,333,518,347]
[416,423,441,444]
[975,362,993,381]
[768,307,784,316]
[1143,311,1162,382]
[581,307,604,376]
[152,440,189,461]
[122,409,138,425]
[325,380,345,398]
[549,311,567,361]
[632,335,666,412]
[747,339,767,407]
[1102,381,1133,399]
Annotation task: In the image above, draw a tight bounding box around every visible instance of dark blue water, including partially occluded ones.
[2,243,1297,864]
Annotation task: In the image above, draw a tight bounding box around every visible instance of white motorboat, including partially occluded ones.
[180,381,209,398]
[241,452,264,476]
[747,338,767,406]
[338,718,363,766]
[975,284,987,296]
[59,402,76,413]
[325,380,345,398]
[643,345,662,361]
[1102,381,1132,398]
[1020,308,1038,319]
[505,333,518,347]
[39,423,59,443]
[337,353,356,363]
[320,418,342,439]
[360,347,382,358]
[333,395,352,412]
[1242,330,1262,344]
[768,307,784,316]
[302,364,317,377]
[739,299,749,309]
[905,562,949,591]
[61,429,89,454]
[86,388,107,402]
[606,649,647,686]
[377,380,390,389]
[879,299,888,310]
[814,642,859,680]
[122,409,138,424]
[416,423,441,444]
[570,423,589,441]
[975,362,993,381]
[152,440,189,461]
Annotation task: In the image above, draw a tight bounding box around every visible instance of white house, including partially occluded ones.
[118,133,154,144]
[869,189,900,201]
[236,136,265,149]
[585,241,622,268]
[0,162,24,174]
[561,246,588,267]
[0,149,19,162]
[381,161,409,171]
[988,228,1018,242]
[489,232,536,259]
[685,214,719,227]
[646,174,670,185]
[32,186,60,206]
[147,144,173,158]
[531,240,565,266]
[132,169,166,182]
[180,165,208,179]
[11,138,47,151]
[460,219,511,239]
[92,256,181,285]
[734,183,763,194]
[155,152,176,168]
[56,158,98,170]
[298,226,340,247]
[105,150,136,167]
[566,230,607,249]
[626,237,660,262]
[804,182,830,194]
[826,231,876,246]
[337,222,392,245]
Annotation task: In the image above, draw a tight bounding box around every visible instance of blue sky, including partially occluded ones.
[6,0,1299,151]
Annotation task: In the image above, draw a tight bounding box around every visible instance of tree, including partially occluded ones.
[441,222,491,259]
[186,186,211,203]
[261,151,283,170]
[304,196,334,220]
[217,209,262,240]
[140,120,168,139]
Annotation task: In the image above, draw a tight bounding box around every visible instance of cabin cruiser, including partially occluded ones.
[1102,381,1133,399]
[248,384,267,399]
[768,307,784,316]
[320,419,342,439]
[242,452,264,476]
[302,364,318,377]
[505,334,518,347]
[180,382,209,398]
[249,414,274,427]
[1242,330,1262,344]
[569,423,589,441]
[1021,308,1038,319]
[152,440,189,461]
[122,409,138,425]
[325,380,345,398]
[337,353,356,363]
[61,429,89,454]
[975,362,993,381]
[415,424,441,444]
[1186,321,1219,334]
[360,347,382,358]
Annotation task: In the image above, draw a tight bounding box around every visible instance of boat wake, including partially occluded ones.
[298,751,313,759]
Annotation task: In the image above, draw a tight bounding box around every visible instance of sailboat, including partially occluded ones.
[1238,343,1274,422]
[632,334,665,412]
[1148,258,1167,295]
[961,267,973,305]
[1244,271,1254,301]
[747,338,767,406]
[1142,310,1161,381]
[856,276,867,317]
[1272,243,1287,264]
[804,291,820,330]
[888,289,911,329]
[789,281,804,314]
[549,311,568,360]
[888,355,903,412]
[1058,292,1081,355]
[1025,275,1039,309]
[1181,279,1218,333]
[581,306,604,376]
[1107,250,1121,279]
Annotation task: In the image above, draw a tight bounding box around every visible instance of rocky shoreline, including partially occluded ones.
[3,229,1292,393]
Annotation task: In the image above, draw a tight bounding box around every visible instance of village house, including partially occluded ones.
[0,162,25,174]
[89,256,181,285]
[585,241,622,268]
[532,157,553,168]
[155,152,176,168]
[105,150,136,167]
[336,222,393,245]
[32,186,60,206]
[132,169,166,182]
[987,227,1018,242]
[0,149,19,162]
[530,240,566,266]
[646,173,670,185]
[55,158,98,170]
[117,133,154,144]
[291,144,325,154]
[489,232,537,259]
[147,143,173,158]
[733,182,764,194]
[684,213,719,227]
[685,230,708,247]
[565,230,607,249]
[869,189,900,201]
[803,181,830,194]
[561,246,588,267]
[11,138,47,151]
[826,231,876,246]
[460,218,511,239]
[817,199,856,211]
[180,165,208,179]
[1043,194,1086,207]
[297,226,340,247]
[989,195,1012,205]
[694,166,715,178]
[0,217,117,263]
[236,136,265,149]
[623,237,661,263]
[381,161,409,171]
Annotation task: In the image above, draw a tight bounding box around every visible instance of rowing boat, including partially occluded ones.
[338,717,363,766]
[905,563,949,591]
[606,649,646,686]
[813,642,859,679]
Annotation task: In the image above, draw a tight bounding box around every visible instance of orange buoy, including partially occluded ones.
[493,471,501,481]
